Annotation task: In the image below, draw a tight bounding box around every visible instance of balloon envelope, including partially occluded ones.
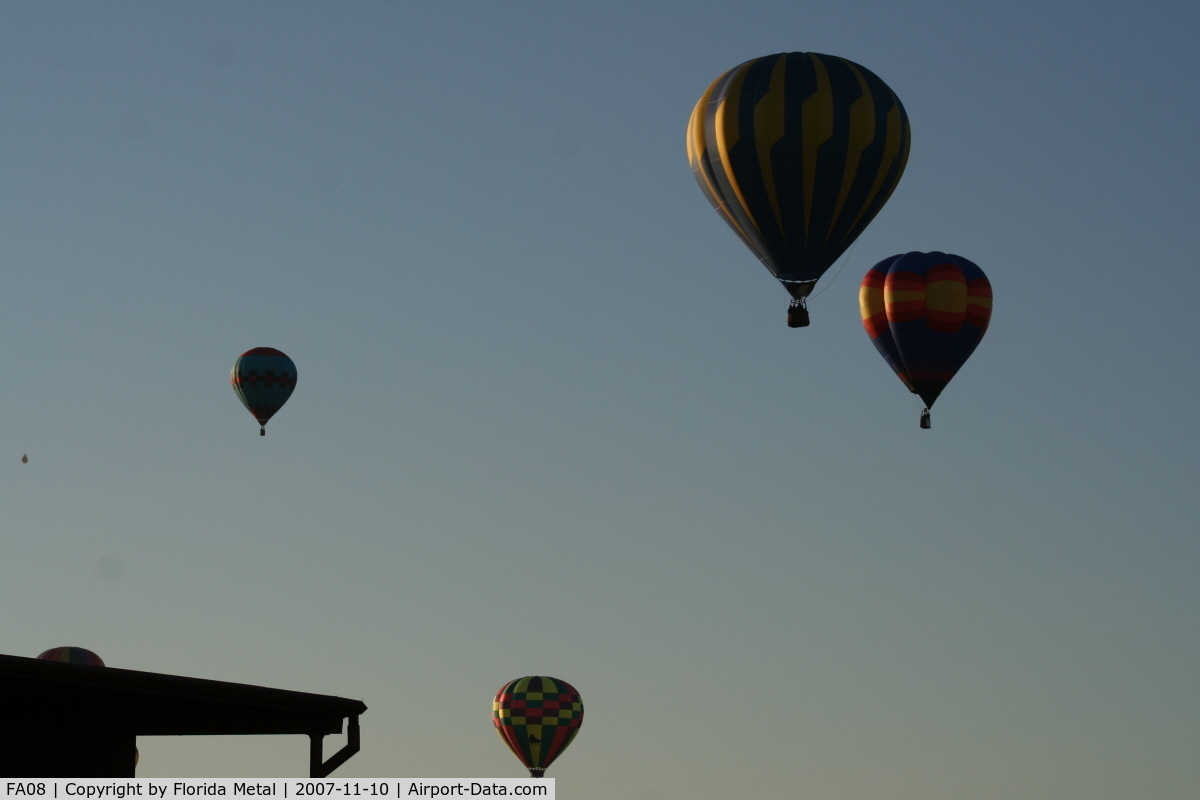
[230,348,297,434]
[688,52,911,311]
[37,647,105,667]
[860,251,992,413]
[493,676,583,777]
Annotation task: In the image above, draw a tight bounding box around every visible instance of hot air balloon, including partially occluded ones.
[37,647,105,667]
[859,252,992,428]
[688,52,911,327]
[230,348,297,436]
[493,676,583,777]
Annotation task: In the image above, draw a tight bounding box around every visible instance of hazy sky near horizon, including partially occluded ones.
[2,2,1198,798]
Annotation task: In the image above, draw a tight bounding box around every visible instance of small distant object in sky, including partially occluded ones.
[21,454,28,463]
[493,676,583,778]
[688,52,910,328]
[230,348,297,436]
[860,252,993,428]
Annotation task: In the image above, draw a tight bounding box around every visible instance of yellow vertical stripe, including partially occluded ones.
[686,77,720,171]
[801,55,834,243]
[843,99,907,237]
[712,65,761,235]
[827,64,876,245]
[687,72,758,247]
[753,55,788,241]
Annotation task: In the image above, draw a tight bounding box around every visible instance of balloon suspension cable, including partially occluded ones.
[920,408,931,429]
[809,241,857,301]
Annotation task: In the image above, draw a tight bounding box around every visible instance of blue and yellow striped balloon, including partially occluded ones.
[688,52,911,326]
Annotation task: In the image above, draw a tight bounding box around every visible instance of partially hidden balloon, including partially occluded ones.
[493,676,583,778]
[859,252,992,428]
[688,52,911,327]
[230,348,297,436]
[38,647,105,666]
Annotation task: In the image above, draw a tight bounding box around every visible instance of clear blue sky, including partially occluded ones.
[2,2,1198,797]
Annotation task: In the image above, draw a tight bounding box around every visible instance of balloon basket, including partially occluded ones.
[787,300,810,328]
[260,427,266,436]
[920,409,931,429]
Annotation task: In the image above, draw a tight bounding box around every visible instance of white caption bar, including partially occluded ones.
[2,781,552,800]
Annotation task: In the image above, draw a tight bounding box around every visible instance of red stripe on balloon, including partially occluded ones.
[906,369,956,383]
[965,278,993,329]
[231,376,296,386]
[923,262,966,333]
[883,271,926,323]
[926,262,961,280]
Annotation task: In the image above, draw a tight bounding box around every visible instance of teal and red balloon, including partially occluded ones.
[230,348,297,436]
[860,252,992,427]
[493,676,583,777]
[37,647,105,666]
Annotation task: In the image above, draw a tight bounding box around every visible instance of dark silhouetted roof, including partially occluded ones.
[0,653,365,736]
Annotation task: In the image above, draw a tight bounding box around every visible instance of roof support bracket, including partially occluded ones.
[309,715,360,778]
